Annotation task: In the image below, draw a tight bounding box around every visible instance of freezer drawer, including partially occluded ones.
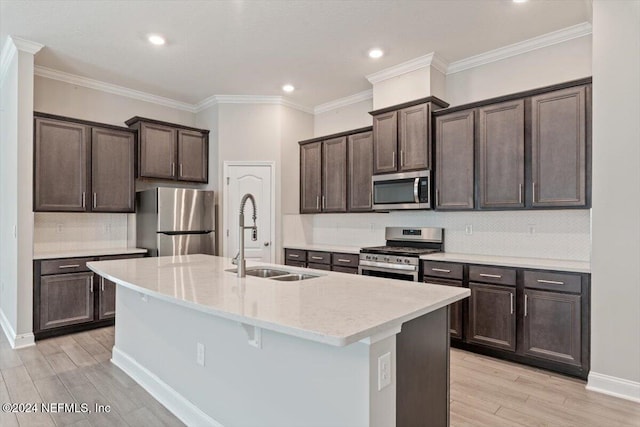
[157,232,215,256]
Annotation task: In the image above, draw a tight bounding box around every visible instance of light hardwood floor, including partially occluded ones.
[1,327,639,426]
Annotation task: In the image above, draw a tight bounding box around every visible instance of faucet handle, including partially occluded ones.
[252,227,258,241]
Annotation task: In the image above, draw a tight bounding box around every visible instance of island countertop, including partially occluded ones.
[87,254,469,347]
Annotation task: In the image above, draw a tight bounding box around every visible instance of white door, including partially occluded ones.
[225,163,274,262]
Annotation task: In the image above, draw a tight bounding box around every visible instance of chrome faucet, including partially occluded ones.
[232,193,257,277]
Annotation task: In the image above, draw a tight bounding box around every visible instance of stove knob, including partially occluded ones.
[405,259,410,264]
[384,257,390,262]
[396,258,402,263]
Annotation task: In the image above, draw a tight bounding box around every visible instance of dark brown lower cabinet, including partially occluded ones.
[467,282,516,352]
[39,272,94,330]
[523,289,582,366]
[97,276,117,320]
[283,248,359,273]
[424,276,463,340]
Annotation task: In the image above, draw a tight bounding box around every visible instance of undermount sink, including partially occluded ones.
[225,267,320,281]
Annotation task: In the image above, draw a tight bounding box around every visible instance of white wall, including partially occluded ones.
[588,0,640,400]
[446,35,592,107]
[372,66,446,110]
[314,99,372,137]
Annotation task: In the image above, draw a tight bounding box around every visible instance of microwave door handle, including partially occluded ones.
[413,178,420,203]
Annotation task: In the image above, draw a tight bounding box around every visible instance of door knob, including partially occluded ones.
[264,242,270,247]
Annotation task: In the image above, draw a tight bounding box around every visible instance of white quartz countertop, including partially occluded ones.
[87,254,469,347]
[420,252,590,273]
[283,244,361,255]
[34,248,147,260]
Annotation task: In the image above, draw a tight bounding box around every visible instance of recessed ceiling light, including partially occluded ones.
[282,84,295,93]
[368,48,384,59]
[513,0,528,3]
[148,34,166,45]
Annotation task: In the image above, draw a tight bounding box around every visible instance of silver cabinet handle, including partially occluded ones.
[432,268,451,273]
[480,273,502,279]
[392,151,396,167]
[524,294,528,317]
[316,196,320,210]
[311,256,324,260]
[510,293,514,315]
[93,192,97,209]
[519,183,523,204]
[435,189,440,207]
[400,150,404,167]
[537,279,565,285]
[322,196,325,210]
[180,164,183,177]
[59,264,80,269]
[101,277,105,292]
[90,280,94,293]
[82,192,86,208]
[289,254,300,258]
[532,182,537,203]
[171,162,175,176]
[337,259,351,263]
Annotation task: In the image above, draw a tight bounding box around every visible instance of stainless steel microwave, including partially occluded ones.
[372,170,431,210]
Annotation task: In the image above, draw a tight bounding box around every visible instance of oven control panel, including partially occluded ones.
[359,253,419,266]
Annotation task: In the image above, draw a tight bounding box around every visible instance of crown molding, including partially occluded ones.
[447,22,592,75]
[195,94,313,114]
[1,36,44,82]
[34,65,197,113]
[313,89,373,115]
[366,52,449,84]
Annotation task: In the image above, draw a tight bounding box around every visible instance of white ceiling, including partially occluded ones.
[0,0,591,108]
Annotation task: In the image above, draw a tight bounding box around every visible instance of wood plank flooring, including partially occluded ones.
[1,327,639,426]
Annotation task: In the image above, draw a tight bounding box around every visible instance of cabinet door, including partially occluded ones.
[372,111,398,174]
[139,122,177,179]
[399,103,430,171]
[34,118,89,212]
[178,130,208,182]
[91,127,135,212]
[423,277,463,340]
[322,137,347,212]
[434,110,475,210]
[523,289,581,366]
[467,282,516,351]
[531,86,587,207]
[347,131,373,212]
[40,272,94,330]
[478,100,525,209]
[98,276,116,320]
[300,142,322,213]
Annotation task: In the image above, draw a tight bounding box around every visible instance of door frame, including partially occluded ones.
[222,161,276,262]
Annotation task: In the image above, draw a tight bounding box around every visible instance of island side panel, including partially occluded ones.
[112,285,392,427]
[396,306,450,427]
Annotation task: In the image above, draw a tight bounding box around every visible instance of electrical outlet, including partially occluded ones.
[104,223,111,234]
[465,224,473,235]
[378,352,391,391]
[528,224,536,234]
[56,224,63,233]
[196,342,205,366]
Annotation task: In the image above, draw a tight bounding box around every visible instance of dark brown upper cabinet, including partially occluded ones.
[34,114,135,213]
[370,97,448,175]
[434,110,475,210]
[478,100,525,209]
[531,86,587,208]
[126,117,209,183]
[322,136,348,213]
[91,127,136,212]
[34,117,89,212]
[432,77,591,211]
[347,131,374,212]
[300,141,322,214]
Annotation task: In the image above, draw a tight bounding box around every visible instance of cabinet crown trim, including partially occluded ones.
[125,116,210,134]
[34,112,134,133]
[299,126,372,145]
[369,96,449,116]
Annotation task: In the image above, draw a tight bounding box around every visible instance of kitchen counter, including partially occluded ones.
[88,254,468,346]
[421,252,590,273]
[283,243,361,254]
[33,247,147,260]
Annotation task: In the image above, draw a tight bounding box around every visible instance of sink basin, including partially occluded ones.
[225,267,290,278]
[270,274,319,281]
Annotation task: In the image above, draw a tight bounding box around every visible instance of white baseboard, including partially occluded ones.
[587,371,640,403]
[0,308,34,349]
[111,347,224,427]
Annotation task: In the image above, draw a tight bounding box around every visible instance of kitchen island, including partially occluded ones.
[88,254,469,427]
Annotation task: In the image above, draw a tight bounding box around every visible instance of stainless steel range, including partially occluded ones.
[359,227,444,281]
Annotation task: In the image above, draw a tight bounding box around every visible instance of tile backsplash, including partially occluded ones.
[34,213,129,253]
[283,209,591,261]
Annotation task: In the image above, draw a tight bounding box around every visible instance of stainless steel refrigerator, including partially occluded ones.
[136,188,216,256]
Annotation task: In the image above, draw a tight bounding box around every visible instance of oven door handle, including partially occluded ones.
[359,259,417,271]
[413,178,420,203]
[359,264,419,280]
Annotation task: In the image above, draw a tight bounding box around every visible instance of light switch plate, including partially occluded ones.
[196,342,205,366]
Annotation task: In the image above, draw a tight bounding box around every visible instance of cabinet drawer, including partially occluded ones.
[422,261,463,280]
[332,253,359,268]
[469,265,516,286]
[524,270,582,294]
[332,266,358,275]
[307,251,331,265]
[40,257,95,275]
[308,262,331,271]
[285,260,306,268]
[285,249,307,263]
